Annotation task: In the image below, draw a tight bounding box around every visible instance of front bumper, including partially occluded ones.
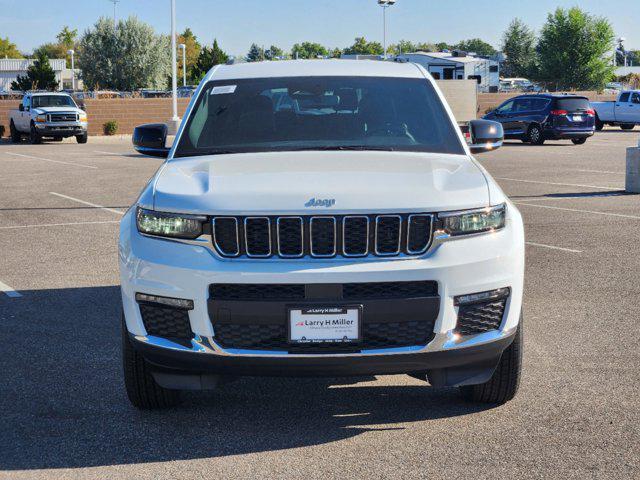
[119,203,525,383]
[34,122,87,136]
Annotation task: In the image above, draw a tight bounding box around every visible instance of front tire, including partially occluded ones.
[460,317,523,404]
[76,132,88,144]
[122,314,180,409]
[526,125,545,145]
[10,121,21,143]
[571,138,587,145]
[620,124,635,131]
[29,124,42,144]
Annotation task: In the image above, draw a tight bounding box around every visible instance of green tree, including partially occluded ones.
[535,7,615,90]
[501,18,536,78]
[343,37,384,56]
[291,42,328,59]
[177,28,202,84]
[33,43,67,60]
[56,26,78,49]
[389,40,436,55]
[190,39,228,81]
[246,43,264,62]
[454,38,497,56]
[0,37,22,58]
[435,42,452,52]
[264,45,285,60]
[11,51,58,91]
[78,16,170,91]
[329,47,342,58]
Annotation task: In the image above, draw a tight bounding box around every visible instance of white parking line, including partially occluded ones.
[576,169,625,175]
[0,280,22,298]
[525,242,582,253]
[49,192,125,215]
[515,202,640,220]
[0,220,120,230]
[5,152,98,169]
[93,150,126,156]
[494,177,619,191]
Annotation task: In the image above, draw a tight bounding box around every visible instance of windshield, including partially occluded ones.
[174,76,465,157]
[31,95,76,108]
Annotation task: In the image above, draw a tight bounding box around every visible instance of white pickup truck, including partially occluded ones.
[592,90,640,131]
[9,92,88,144]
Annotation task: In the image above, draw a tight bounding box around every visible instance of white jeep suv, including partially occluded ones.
[120,60,524,409]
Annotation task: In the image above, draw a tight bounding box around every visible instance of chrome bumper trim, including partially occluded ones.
[133,326,517,359]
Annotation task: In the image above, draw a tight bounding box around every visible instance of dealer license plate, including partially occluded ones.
[288,306,361,344]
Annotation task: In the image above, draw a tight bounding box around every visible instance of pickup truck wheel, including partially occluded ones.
[76,133,88,144]
[571,138,587,145]
[29,125,42,144]
[460,315,523,405]
[620,124,635,130]
[122,314,180,409]
[595,116,604,131]
[526,125,545,145]
[9,121,21,143]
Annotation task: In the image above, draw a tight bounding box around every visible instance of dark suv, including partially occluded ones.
[484,94,595,145]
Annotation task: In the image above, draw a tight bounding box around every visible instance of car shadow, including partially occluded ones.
[0,286,496,471]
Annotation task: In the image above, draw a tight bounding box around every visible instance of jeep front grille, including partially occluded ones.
[211,214,433,259]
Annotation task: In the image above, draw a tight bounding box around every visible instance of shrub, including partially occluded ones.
[0,125,5,138]
[103,120,119,136]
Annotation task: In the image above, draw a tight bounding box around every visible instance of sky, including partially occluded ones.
[1,0,638,56]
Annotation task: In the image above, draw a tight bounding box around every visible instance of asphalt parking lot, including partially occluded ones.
[1,130,639,479]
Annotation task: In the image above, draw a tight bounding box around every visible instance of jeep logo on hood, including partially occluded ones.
[305,198,336,208]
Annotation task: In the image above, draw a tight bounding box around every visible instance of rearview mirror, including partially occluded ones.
[133,123,170,158]
[468,119,503,154]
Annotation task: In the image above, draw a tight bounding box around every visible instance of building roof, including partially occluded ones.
[0,58,66,71]
[207,59,424,81]
[401,51,493,64]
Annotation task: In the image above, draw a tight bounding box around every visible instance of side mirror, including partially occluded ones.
[132,123,170,158]
[80,104,86,111]
[468,119,503,154]
[18,104,24,112]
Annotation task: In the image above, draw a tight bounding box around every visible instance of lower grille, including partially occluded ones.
[455,299,507,336]
[209,281,439,352]
[214,320,432,351]
[139,304,193,344]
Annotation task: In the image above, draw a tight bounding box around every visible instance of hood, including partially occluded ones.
[33,106,81,114]
[152,151,490,215]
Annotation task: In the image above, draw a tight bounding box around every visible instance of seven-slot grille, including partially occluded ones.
[212,214,433,259]
[48,113,78,122]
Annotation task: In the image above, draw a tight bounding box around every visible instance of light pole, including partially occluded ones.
[179,43,186,87]
[107,0,119,31]
[67,49,75,90]
[170,0,180,129]
[378,0,396,59]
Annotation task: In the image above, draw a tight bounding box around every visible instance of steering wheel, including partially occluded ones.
[366,122,415,143]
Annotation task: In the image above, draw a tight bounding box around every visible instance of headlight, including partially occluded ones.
[79,113,87,121]
[136,208,206,239]
[438,204,505,236]
[35,114,47,123]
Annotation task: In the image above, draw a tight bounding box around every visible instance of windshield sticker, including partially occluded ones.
[211,85,237,95]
